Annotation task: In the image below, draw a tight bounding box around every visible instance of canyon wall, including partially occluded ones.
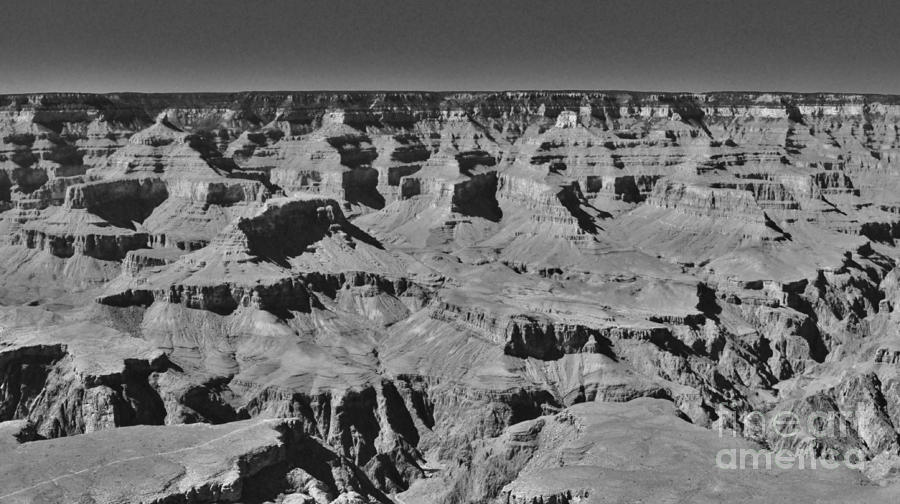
[2,91,900,503]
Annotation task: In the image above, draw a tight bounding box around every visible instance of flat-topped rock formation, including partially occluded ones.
[4,91,900,503]
[400,398,898,504]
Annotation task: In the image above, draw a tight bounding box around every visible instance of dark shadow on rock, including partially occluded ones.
[451,171,502,222]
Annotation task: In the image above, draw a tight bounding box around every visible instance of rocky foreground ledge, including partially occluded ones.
[2,91,900,502]
[0,418,381,503]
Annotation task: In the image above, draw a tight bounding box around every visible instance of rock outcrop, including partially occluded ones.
[4,91,900,503]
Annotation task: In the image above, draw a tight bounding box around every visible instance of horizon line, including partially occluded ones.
[3,89,900,98]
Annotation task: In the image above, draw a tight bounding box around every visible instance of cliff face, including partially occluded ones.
[4,91,900,503]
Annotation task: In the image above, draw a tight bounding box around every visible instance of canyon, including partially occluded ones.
[1,91,900,502]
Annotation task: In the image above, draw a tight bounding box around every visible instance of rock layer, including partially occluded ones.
[3,91,900,503]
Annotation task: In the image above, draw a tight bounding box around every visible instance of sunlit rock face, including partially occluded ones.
[3,91,900,503]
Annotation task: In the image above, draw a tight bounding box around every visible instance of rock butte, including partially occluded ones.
[1,91,900,502]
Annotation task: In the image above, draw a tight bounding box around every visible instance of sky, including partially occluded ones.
[2,0,899,94]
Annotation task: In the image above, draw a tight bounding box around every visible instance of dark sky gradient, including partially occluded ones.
[2,0,899,94]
